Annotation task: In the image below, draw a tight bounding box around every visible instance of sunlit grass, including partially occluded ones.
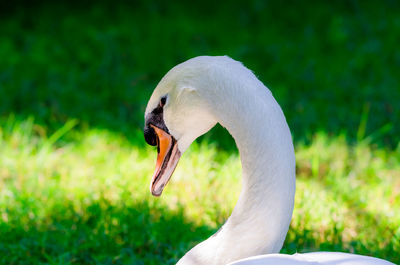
[0,118,399,264]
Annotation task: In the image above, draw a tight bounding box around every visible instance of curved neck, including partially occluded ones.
[177,63,296,265]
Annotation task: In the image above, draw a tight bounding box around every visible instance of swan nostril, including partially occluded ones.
[144,126,157,146]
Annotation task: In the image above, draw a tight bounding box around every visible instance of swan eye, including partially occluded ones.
[160,96,167,107]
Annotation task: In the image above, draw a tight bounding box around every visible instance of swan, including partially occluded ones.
[143,56,394,265]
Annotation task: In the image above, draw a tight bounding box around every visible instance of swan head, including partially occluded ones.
[144,57,218,196]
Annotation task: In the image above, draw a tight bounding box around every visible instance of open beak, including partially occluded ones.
[149,124,181,196]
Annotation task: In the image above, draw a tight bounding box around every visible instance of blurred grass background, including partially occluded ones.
[0,0,399,264]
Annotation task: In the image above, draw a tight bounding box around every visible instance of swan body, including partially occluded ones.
[229,252,393,265]
[143,56,395,265]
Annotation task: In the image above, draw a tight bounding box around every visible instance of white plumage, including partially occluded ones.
[144,56,395,265]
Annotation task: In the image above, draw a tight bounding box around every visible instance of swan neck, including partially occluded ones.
[205,71,296,264]
[177,59,296,265]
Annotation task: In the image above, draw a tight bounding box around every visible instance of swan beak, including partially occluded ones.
[149,124,181,196]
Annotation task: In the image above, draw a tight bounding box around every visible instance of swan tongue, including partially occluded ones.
[149,125,181,196]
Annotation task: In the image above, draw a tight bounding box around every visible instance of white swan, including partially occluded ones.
[143,56,394,265]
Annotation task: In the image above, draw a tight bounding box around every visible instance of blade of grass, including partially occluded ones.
[44,119,78,148]
[357,102,370,143]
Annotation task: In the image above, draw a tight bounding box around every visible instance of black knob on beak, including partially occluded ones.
[144,125,157,146]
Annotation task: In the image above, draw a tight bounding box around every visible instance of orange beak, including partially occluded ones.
[150,124,181,196]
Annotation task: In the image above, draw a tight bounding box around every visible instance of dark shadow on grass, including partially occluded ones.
[0,199,215,265]
[2,195,397,264]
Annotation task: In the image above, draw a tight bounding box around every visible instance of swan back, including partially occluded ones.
[229,252,395,265]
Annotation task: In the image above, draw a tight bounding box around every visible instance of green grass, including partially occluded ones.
[1,1,400,264]
[0,118,399,264]
[1,0,399,148]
